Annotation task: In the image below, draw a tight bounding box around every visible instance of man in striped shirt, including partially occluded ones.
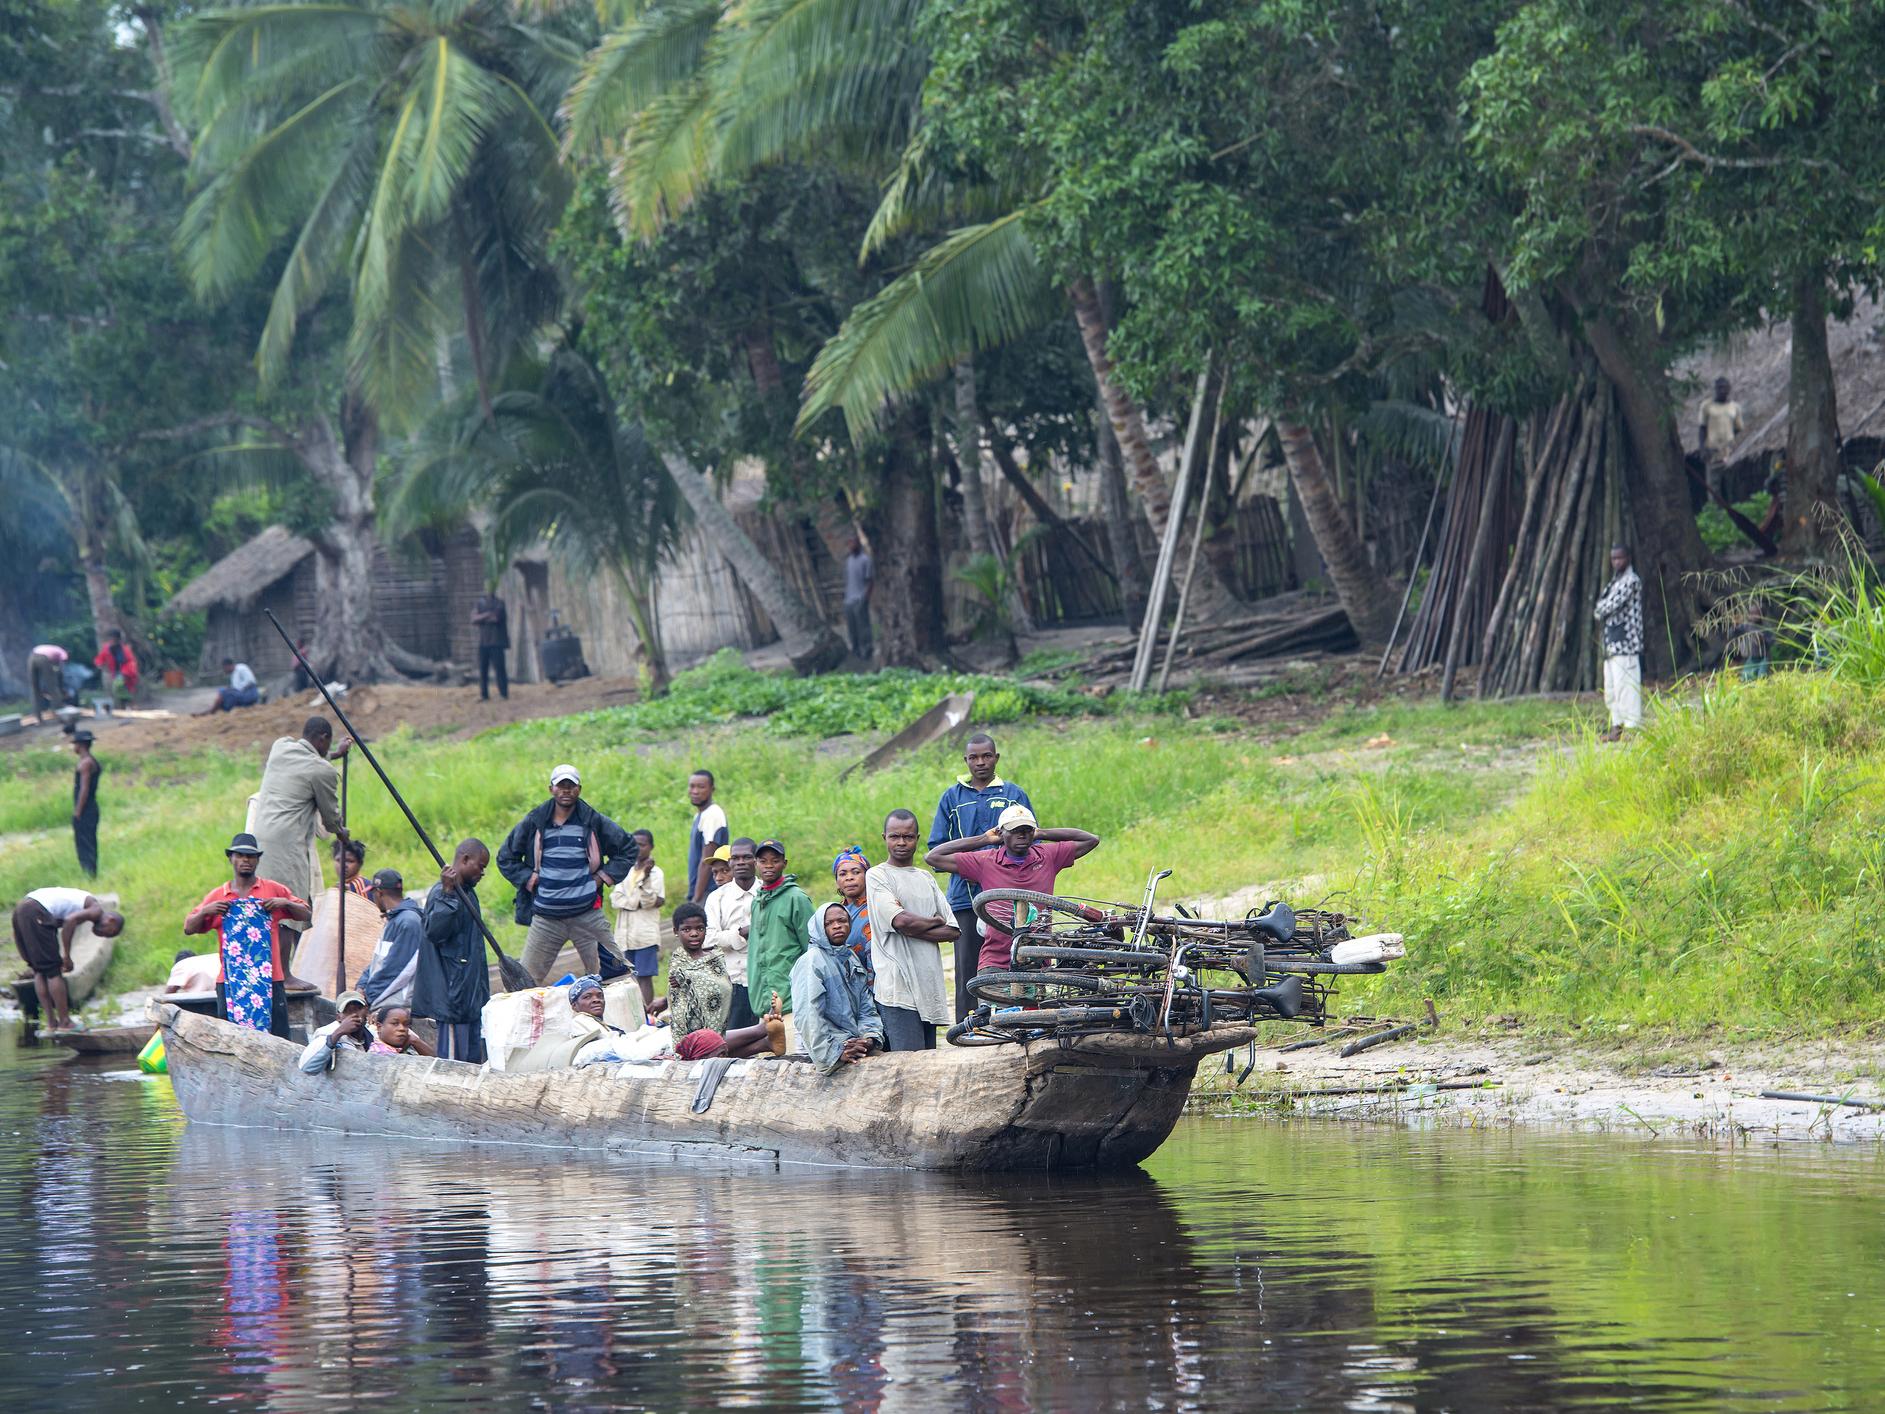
[497,763,639,984]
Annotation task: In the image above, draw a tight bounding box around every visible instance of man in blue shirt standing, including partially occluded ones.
[928,732,1031,1019]
[496,764,639,983]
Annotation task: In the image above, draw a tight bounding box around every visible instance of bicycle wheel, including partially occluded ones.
[946,1016,1022,1046]
[971,888,1128,937]
[968,969,1110,1005]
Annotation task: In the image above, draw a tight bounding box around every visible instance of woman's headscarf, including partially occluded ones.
[832,845,869,878]
[567,974,604,1004]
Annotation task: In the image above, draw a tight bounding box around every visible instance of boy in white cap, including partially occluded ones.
[298,989,374,1073]
[925,806,1099,981]
[496,763,639,983]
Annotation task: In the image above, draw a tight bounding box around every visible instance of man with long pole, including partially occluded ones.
[263,610,534,992]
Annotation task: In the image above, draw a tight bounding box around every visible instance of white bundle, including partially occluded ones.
[1329,933,1406,966]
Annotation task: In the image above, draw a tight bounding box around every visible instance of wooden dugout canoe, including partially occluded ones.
[149,1000,1258,1172]
[46,1022,156,1055]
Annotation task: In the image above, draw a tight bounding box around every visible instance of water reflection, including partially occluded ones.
[0,1044,1883,1411]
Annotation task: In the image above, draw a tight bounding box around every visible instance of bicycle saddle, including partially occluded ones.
[1247,901,1296,943]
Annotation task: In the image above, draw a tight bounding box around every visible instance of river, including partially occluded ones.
[2,1030,1881,1411]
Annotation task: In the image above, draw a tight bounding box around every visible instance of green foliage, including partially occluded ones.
[504,648,1171,739]
[1696,491,1772,555]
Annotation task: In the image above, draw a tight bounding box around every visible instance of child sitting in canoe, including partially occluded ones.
[369,1004,433,1057]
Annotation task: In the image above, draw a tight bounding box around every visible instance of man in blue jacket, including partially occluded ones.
[496,763,638,984]
[355,868,424,1011]
[928,732,1032,1019]
[416,840,491,1062]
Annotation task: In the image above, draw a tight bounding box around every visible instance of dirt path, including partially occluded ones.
[1,677,643,761]
[1191,1027,1885,1144]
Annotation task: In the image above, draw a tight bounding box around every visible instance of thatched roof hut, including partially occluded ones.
[165,525,315,617]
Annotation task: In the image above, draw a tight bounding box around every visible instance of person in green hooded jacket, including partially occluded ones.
[743,838,813,1044]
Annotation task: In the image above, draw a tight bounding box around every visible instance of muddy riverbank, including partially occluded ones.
[1191,1026,1885,1142]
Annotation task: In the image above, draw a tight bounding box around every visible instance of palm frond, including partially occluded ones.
[558,0,720,156]
[797,210,1060,442]
[176,78,365,298]
[255,123,379,386]
[180,5,383,120]
[611,79,715,237]
[860,135,1014,260]
[407,37,506,226]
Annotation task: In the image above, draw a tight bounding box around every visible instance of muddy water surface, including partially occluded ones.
[1,1030,1880,1411]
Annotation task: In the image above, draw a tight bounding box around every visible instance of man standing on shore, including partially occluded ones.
[704,837,760,1028]
[686,769,728,904]
[865,809,957,1051]
[842,535,874,661]
[1594,545,1644,743]
[472,587,510,702]
[929,733,1032,1018]
[71,728,101,879]
[497,763,637,983]
[927,807,1099,984]
[1699,376,1743,497]
[10,888,123,1030]
[416,839,492,1062]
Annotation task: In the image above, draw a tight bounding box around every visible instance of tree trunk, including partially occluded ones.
[1782,271,1842,559]
[302,401,405,684]
[952,359,995,559]
[865,406,947,667]
[1277,420,1399,649]
[1067,275,1236,619]
[1199,413,1249,604]
[1094,392,1147,625]
[1579,311,1706,675]
[657,448,844,674]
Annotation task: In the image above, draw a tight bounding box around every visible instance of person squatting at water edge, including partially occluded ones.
[10,887,123,1031]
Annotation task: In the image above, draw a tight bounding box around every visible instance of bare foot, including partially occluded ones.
[284,974,319,993]
[764,1013,787,1057]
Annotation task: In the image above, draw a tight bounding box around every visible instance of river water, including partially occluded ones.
[2,1031,1881,1412]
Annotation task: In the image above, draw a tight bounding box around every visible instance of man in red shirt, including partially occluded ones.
[183,832,310,1037]
[925,805,1099,977]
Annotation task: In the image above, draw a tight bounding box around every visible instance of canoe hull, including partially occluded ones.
[47,1023,155,1055]
[150,1002,1255,1172]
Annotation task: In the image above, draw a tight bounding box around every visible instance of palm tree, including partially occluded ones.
[390,340,682,688]
[176,0,576,415]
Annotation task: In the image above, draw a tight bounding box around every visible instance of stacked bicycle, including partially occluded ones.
[947,869,1404,1047]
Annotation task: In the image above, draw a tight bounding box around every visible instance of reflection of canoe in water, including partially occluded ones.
[46,1022,156,1055]
[13,897,117,1019]
[150,1000,1256,1171]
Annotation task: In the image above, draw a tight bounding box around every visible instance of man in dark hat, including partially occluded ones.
[70,728,101,878]
[183,832,310,1037]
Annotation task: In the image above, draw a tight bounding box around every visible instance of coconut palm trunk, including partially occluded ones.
[1277,420,1399,649]
[657,449,844,673]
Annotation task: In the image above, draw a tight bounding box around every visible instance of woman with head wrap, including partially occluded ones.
[831,846,874,986]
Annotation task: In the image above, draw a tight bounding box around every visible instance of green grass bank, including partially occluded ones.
[4,660,1880,1041]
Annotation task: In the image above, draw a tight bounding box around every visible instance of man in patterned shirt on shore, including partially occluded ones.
[1594,545,1643,742]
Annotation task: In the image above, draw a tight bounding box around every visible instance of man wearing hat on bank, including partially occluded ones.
[926,807,1100,982]
[183,832,311,1037]
[297,988,374,1073]
[355,867,425,1011]
[496,762,639,984]
[70,726,101,878]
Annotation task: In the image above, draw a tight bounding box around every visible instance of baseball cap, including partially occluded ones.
[711,845,731,862]
[755,839,787,858]
[335,989,368,1011]
[370,867,404,892]
[550,763,581,787]
[997,804,1037,832]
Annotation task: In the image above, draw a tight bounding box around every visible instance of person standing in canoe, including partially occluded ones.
[926,807,1100,982]
[929,733,1032,1018]
[183,833,310,1039]
[70,728,101,879]
[249,716,351,991]
[865,809,957,1052]
[704,838,761,1028]
[496,763,637,985]
[743,839,813,1048]
[416,839,492,1063]
[656,902,732,1036]
[830,846,874,985]
[10,888,123,1031]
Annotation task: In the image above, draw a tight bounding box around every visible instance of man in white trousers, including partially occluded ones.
[1594,545,1643,742]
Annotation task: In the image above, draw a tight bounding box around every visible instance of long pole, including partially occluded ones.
[335,754,347,996]
[1130,362,1212,692]
[1156,381,1226,694]
[264,609,530,990]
